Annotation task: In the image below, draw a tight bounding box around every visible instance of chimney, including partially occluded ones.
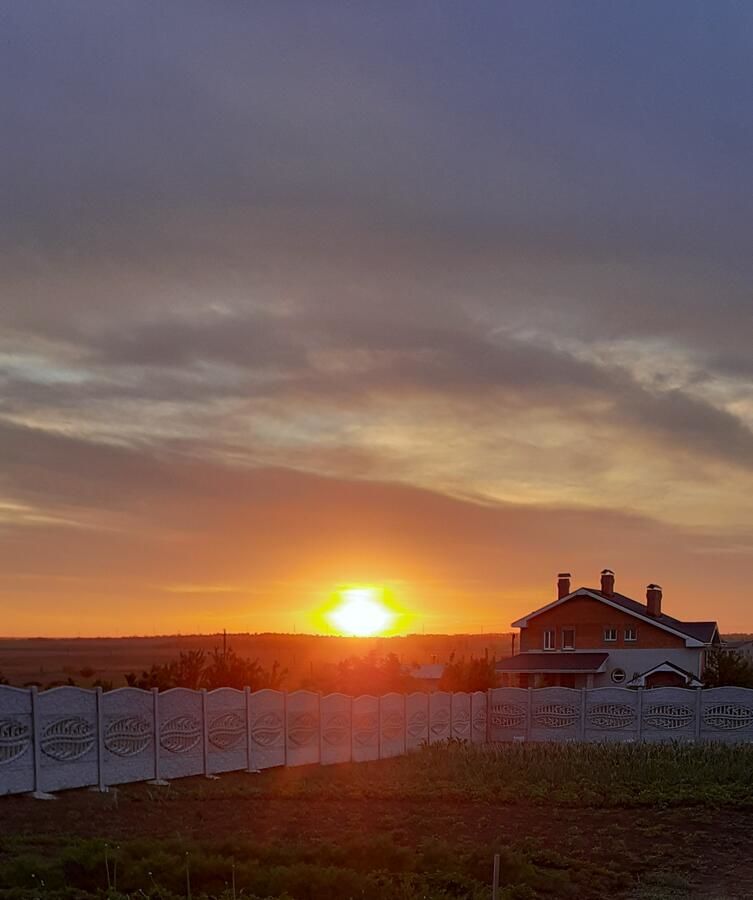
[646,584,662,617]
[600,568,615,597]
[557,572,571,599]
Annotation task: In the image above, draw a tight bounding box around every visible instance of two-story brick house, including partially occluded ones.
[496,569,720,688]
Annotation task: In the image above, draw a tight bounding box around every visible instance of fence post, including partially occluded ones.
[402,692,406,755]
[579,688,586,741]
[694,687,702,742]
[201,688,219,779]
[245,687,257,773]
[282,691,288,766]
[149,688,168,785]
[202,689,209,775]
[95,686,107,792]
[318,693,323,764]
[485,688,491,744]
[29,686,54,799]
[525,687,533,741]
[377,694,382,760]
[636,687,644,743]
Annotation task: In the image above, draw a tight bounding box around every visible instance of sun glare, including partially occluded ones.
[328,587,395,637]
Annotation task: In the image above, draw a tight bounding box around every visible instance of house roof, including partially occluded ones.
[495,652,609,674]
[411,664,445,680]
[511,587,718,647]
[627,660,704,687]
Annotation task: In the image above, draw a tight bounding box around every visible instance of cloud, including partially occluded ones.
[1,2,753,630]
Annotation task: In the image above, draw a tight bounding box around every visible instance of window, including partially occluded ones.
[543,629,555,650]
[603,627,617,642]
[562,627,575,650]
[624,626,637,642]
[611,668,626,684]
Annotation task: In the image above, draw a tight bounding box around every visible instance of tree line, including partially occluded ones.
[2,646,748,692]
[0,646,500,693]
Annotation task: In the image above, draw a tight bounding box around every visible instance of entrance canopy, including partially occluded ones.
[495,652,609,675]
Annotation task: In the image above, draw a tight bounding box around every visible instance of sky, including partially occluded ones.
[1,2,753,636]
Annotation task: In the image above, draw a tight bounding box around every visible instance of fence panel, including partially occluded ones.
[405,692,428,751]
[451,692,471,742]
[157,688,204,780]
[248,689,285,770]
[206,688,247,775]
[352,695,379,762]
[0,686,34,795]
[471,691,487,744]
[286,690,320,767]
[11,684,753,797]
[489,687,528,742]
[700,686,753,743]
[429,691,451,744]
[380,693,405,759]
[102,688,155,786]
[36,687,98,793]
[584,687,641,743]
[320,693,351,765]
[529,687,582,742]
[641,687,697,742]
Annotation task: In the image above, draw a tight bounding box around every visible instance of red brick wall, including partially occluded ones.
[520,594,686,652]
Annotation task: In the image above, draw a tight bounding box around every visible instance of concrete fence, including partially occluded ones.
[2,684,753,796]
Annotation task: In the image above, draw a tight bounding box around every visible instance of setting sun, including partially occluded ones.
[327,587,396,636]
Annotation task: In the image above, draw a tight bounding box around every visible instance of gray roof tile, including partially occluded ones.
[586,588,718,643]
[496,652,609,673]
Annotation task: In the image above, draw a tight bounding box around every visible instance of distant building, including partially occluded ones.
[723,639,753,661]
[496,569,719,689]
[409,663,446,691]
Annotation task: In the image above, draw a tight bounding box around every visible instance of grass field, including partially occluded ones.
[2,741,753,899]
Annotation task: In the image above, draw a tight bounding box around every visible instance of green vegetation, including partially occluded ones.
[125,648,287,692]
[124,739,753,809]
[2,742,753,897]
[300,652,418,695]
[704,646,753,688]
[439,654,499,692]
[0,833,607,899]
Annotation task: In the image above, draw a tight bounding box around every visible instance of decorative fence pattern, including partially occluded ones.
[2,685,753,796]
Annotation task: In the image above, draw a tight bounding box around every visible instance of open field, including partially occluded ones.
[0,633,513,689]
[2,742,753,899]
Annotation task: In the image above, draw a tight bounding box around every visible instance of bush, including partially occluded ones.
[704,647,753,688]
[125,647,287,692]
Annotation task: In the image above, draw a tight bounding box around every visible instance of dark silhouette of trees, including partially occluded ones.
[125,647,286,691]
[439,655,499,692]
[126,649,203,690]
[202,648,286,691]
[704,648,753,688]
[302,652,417,695]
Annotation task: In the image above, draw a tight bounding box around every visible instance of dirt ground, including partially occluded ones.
[2,770,753,898]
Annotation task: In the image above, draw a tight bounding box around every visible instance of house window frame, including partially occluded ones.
[543,629,556,651]
[624,626,637,643]
[561,627,576,651]
[603,626,618,643]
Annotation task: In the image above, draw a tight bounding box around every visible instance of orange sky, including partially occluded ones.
[1,458,751,637]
